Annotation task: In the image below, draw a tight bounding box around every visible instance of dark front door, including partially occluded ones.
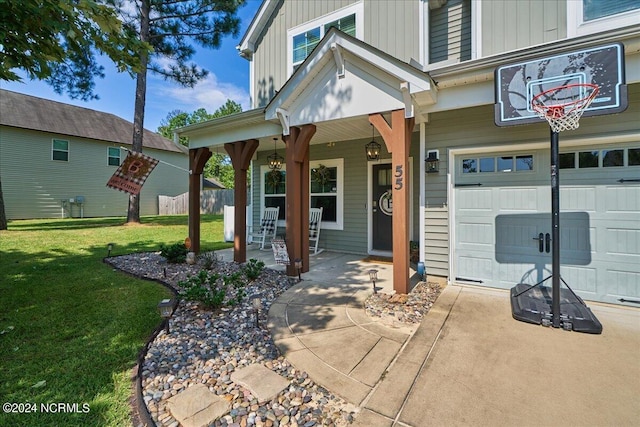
[372,163,393,251]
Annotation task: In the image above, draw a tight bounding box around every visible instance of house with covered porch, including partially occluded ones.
[178,0,640,305]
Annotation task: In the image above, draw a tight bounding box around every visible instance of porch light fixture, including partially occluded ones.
[294,258,303,282]
[426,150,440,173]
[157,299,174,333]
[365,125,381,161]
[267,138,284,170]
[368,269,379,294]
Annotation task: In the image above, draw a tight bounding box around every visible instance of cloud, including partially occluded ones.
[152,72,251,114]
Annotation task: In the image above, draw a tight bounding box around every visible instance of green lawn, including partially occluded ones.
[0,215,231,427]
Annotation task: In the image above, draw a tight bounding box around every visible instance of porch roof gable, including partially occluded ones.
[265,28,436,129]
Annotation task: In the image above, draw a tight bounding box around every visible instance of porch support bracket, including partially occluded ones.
[225,139,259,263]
[369,110,415,294]
[188,147,213,254]
[400,82,415,119]
[276,108,290,136]
[330,43,345,78]
[283,124,316,276]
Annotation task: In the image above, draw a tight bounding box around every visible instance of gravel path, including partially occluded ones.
[106,252,441,427]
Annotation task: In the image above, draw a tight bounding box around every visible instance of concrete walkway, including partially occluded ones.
[223,247,640,426]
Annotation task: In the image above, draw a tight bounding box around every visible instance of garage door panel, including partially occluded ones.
[606,270,640,299]
[498,188,538,210]
[454,147,640,305]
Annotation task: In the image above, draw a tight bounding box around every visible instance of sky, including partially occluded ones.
[0,1,262,133]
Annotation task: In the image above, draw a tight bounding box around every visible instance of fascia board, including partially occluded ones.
[238,0,279,56]
[188,120,282,150]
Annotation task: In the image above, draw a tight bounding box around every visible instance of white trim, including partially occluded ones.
[286,1,364,77]
[472,0,481,59]
[258,158,345,231]
[310,158,344,231]
[249,58,255,109]
[52,138,69,162]
[419,122,426,263]
[107,146,121,166]
[419,0,426,67]
[367,157,414,255]
[567,1,640,38]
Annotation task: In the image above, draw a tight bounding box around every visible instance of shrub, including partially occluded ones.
[199,251,221,269]
[178,270,246,309]
[243,258,265,281]
[160,242,188,263]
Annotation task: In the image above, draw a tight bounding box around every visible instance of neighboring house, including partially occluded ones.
[178,0,640,306]
[0,89,188,219]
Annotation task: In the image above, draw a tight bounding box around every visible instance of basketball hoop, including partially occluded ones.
[531,83,599,133]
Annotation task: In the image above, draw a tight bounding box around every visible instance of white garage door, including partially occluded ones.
[453,144,640,305]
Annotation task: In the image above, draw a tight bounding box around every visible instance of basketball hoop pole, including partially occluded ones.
[550,129,561,328]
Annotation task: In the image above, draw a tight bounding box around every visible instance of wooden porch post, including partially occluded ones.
[370,110,415,294]
[188,147,212,254]
[225,140,259,263]
[283,124,316,275]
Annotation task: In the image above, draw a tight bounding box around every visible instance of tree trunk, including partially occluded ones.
[0,178,7,230]
[127,0,151,224]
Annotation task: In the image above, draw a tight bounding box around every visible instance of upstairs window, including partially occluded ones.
[52,139,69,161]
[288,2,363,75]
[108,147,121,166]
[568,0,640,37]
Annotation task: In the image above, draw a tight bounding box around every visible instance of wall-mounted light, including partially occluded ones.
[365,125,381,161]
[267,137,284,170]
[426,150,440,173]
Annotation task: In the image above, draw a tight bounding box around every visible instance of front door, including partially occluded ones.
[372,163,393,251]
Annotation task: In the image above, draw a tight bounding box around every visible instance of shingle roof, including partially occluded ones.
[0,89,187,154]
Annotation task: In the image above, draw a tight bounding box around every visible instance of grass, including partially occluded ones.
[0,214,231,427]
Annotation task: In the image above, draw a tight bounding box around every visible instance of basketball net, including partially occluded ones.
[531,83,599,133]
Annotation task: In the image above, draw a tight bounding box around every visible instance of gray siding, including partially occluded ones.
[365,0,420,65]
[481,0,567,57]
[429,0,471,64]
[425,206,448,276]
[250,130,421,255]
[0,127,188,219]
[252,0,421,108]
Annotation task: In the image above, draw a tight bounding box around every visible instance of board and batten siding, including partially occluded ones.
[250,130,421,255]
[252,0,421,108]
[480,0,566,57]
[0,127,188,219]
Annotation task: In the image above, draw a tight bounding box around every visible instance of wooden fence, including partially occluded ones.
[158,189,234,215]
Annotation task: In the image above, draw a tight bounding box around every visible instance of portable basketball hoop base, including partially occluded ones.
[510,83,603,334]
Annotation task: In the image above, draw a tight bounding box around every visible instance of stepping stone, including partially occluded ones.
[231,364,290,403]
[166,383,230,427]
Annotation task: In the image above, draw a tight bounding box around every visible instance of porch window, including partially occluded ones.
[288,3,363,74]
[108,147,121,166]
[259,158,344,230]
[52,139,69,161]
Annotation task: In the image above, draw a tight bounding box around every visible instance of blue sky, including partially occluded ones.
[1,1,262,132]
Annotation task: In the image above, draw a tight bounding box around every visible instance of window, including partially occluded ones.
[630,148,640,166]
[287,3,363,74]
[603,149,624,167]
[559,153,576,169]
[568,0,640,37]
[260,158,344,230]
[463,154,534,174]
[52,139,69,161]
[579,151,599,168]
[108,147,121,166]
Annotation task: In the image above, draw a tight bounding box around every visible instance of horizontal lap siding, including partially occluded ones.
[1,127,187,219]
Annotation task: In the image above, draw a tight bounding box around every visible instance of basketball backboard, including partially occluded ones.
[495,43,627,127]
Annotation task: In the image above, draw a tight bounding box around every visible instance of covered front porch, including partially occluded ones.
[179,29,436,294]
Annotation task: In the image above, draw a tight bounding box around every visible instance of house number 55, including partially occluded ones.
[394,165,404,190]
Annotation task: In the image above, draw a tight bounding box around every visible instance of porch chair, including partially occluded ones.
[251,207,280,250]
[309,207,323,255]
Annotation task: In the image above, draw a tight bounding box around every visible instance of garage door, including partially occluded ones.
[453,144,640,305]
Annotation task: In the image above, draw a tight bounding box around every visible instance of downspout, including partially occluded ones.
[419,122,426,263]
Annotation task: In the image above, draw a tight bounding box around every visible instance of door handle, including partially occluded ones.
[545,233,551,253]
[532,233,544,253]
